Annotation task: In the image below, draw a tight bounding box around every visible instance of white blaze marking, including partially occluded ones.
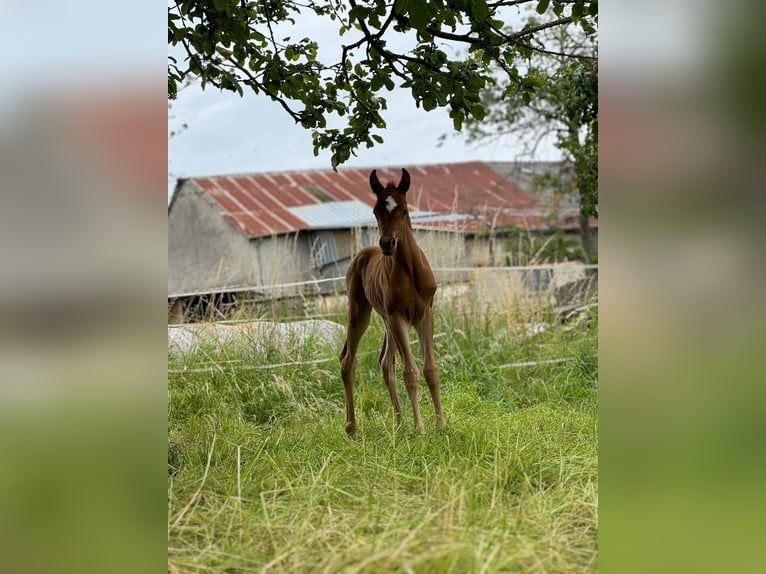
[385,195,397,213]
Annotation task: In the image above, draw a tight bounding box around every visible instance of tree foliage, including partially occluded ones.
[463,18,597,259]
[168,0,598,168]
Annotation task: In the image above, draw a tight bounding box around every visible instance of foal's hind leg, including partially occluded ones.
[379,321,402,427]
[388,313,425,433]
[339,293,372,437]
[417,307,446,428]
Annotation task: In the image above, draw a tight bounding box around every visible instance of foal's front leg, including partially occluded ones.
[388,313,425,433]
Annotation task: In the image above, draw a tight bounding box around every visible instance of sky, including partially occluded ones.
[167,6,561,201]
[167,84,545,198]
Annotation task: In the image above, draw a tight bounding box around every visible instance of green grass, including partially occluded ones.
[168,300,598,573]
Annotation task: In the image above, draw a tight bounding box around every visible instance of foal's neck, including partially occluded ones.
[394,223,419,271]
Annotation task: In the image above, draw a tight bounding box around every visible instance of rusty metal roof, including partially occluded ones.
[186,161,589,238]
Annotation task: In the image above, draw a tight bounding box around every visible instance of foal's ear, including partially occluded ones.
[370,169,384,195]
[397,168,410,193]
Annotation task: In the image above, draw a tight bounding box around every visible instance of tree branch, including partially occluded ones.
[348,0,442,73]
[223,59,307,124]
[425,16,585,64]
[506,17,574,41]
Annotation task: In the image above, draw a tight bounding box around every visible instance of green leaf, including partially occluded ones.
[372,134,384,144]
[213,0,228,11]
[536,0,550,14]
[408,2,430,30]
[472,0,489,21]
[189,56,201,76]
[521,90,532,105]
[470,104,486,121]
[452,112,464,131]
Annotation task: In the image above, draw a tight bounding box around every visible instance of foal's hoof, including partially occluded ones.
[437,417,447,428]
[345,422,357,438]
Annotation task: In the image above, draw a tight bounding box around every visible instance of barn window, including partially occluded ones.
[301,184,333,202]
[310,231,338,268]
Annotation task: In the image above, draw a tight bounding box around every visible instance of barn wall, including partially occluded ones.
[466,236,491,267]
[414,229,467,269]
[169,182,257,294]
[249,232,312,297]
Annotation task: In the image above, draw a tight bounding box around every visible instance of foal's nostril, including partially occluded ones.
[379,237,396,254]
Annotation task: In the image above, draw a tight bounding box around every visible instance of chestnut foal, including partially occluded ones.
[339,168,446,436]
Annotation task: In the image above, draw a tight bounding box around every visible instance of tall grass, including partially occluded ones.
[168,298,597,573]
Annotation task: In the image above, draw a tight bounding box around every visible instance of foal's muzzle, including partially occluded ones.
[379,236,396,256]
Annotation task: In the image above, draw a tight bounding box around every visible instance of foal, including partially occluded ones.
[339,168,446,436]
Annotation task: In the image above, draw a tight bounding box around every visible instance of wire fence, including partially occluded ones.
[168,354,581,375]
[168,264,598,299]
[168,264,597,375]
[168,301,598,376]
[168,263,598,325]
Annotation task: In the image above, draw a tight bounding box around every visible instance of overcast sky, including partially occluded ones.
[167,85,547,197]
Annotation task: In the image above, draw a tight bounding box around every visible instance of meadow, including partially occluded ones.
[168,293,598,573]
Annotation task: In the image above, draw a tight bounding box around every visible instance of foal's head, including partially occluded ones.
[370,168,411,256]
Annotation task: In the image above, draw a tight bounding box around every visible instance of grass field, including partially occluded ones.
[168,297,598,573]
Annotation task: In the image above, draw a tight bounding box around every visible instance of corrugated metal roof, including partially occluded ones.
[185,161,593,238]
[411,212,473,225]
[287,200,375,229]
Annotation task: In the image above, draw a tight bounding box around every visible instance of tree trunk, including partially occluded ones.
[579,208,595,263]
[568,123,596,264]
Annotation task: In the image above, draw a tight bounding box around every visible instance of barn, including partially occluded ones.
[168,161,595,322]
